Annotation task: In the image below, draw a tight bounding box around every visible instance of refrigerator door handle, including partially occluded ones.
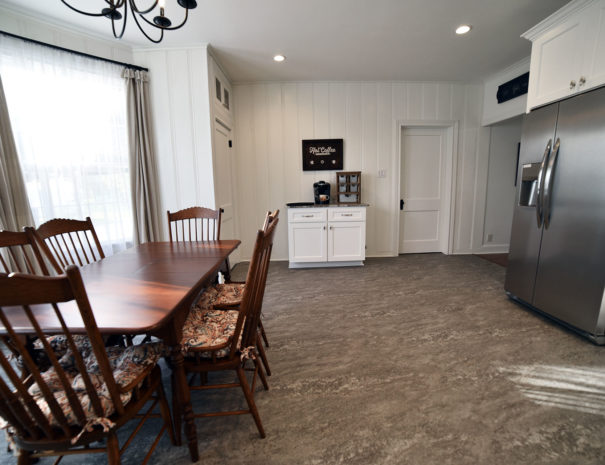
[536,139,552,228]
[543,138,561,229]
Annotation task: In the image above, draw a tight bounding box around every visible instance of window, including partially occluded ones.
[0,35,133,255]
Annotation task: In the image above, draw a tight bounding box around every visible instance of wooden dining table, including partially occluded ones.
[1,239,241,462]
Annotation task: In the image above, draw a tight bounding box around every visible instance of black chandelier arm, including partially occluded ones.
[128,0,159,16]
[130,7,165,43]
[138,6,190,31]
[110,3,128,39]
[60,0,115,17]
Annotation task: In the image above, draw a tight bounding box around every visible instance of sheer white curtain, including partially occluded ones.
[0,35,133,255]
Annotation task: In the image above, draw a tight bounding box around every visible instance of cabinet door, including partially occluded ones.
[527,10,588,109]
[288,222,327,262]
[581,0,605,92]
[327,221,365,262]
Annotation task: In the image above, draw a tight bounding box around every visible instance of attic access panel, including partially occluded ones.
[302,139,343,171]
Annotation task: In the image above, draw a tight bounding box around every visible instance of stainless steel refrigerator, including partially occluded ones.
[505,86,605,344]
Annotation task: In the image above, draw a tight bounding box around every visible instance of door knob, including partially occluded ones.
[570,80,577,89]
[400,199,405,210]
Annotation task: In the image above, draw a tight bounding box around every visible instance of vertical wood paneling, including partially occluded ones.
[139,51,178,214]
[252,85,271,234]
[282,83,301,204]
[361,83,378,252]
[392,82,407,120]
[376,83,393,253]
[329,83,346,138]
[297,84,315,200]
[422,83,438,120]
[233,80,484,260]
[345,83,363,171]
[436,83,453,120]
[190,49,214,209]
[234,85,257,258]
[266,83,288,259]
[312,83,331,184]
[406,83,423,120]
[167,51,197,210]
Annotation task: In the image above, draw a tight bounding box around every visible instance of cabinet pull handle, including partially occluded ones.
[579,76,586,87]
[342,213,353,216]
[570,80,577,89]
[302,214,313,218]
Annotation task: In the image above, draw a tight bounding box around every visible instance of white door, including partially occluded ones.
[327,222,365,262]
[214,121,239,263]
[288,222,327,262]
[399,127,450,254]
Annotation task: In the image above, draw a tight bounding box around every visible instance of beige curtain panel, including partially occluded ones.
[123,68,163,244]
[0,73,34,232]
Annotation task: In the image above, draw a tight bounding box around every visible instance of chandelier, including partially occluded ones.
[60,0,197,43]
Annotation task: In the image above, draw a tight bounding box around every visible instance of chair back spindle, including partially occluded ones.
[0,228,49,275]
[167,207,221,243]
[34,217,105,273]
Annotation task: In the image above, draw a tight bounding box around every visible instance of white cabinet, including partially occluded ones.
[524,0,605,111]
[288,206,366,268]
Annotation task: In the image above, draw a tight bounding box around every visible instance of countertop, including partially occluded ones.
[287,203,369,208]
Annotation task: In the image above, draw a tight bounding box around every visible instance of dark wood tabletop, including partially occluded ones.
[0,240,241,334]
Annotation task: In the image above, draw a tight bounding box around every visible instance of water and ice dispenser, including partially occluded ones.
[519,163,541,207]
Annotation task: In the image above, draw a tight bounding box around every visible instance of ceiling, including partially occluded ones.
[0,0,569,83]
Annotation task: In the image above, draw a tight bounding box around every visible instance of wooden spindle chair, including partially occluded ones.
[0,266,174,465]
[175,217,279,442]
[0,228,52,374]
[0,228,50,276]
[200,209,279,358]
[167,207,221,243]
[167,206,230,281]
[34,217,105,274]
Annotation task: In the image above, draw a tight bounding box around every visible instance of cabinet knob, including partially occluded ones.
[579,76,586,87]
[329,226,333,230]
[323,226,326,230]
[570,80,577,89]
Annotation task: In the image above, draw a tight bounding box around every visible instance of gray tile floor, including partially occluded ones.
[2,254,605,464]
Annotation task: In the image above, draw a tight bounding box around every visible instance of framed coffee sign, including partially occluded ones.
[302,139,343,171]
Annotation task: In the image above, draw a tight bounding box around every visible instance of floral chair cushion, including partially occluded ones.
[195,283,245,310]
[181,307,241,359]
[27,342,164,428]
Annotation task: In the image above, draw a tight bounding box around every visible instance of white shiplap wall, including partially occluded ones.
[233,81,490,261]
[133,46,215,237]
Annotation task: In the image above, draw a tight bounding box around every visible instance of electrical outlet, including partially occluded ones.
[487,234,493,243]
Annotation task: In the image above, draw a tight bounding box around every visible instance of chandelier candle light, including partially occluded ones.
[60,0,197,43]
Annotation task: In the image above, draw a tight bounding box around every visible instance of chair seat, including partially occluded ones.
[181,307,241,358]
[195,283,245,310]
[27,342,164,428]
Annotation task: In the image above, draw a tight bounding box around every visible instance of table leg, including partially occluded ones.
[170,345,199,462]
[220,257,232,282]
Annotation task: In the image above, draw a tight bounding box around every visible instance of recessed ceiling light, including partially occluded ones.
[455,24,472,35]
[273,54,286,62]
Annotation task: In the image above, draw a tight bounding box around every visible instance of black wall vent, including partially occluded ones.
[497,72,529,104]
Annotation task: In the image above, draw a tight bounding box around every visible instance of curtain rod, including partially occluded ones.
[0,30,149,72]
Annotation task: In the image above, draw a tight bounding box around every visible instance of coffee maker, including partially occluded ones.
[313,181,331,204]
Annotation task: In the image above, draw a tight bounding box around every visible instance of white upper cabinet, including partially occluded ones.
[583,1,605,89]
[524,0,605,111]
